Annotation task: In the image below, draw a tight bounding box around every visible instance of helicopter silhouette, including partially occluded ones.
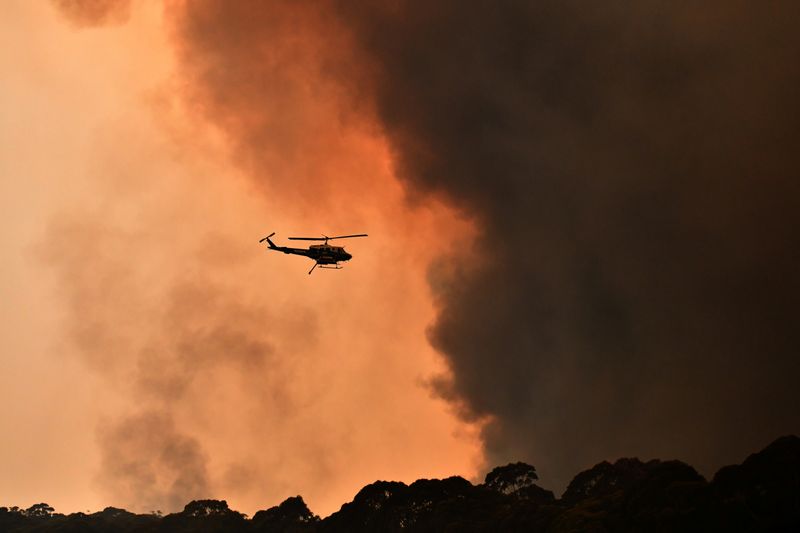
[259,232,368,274]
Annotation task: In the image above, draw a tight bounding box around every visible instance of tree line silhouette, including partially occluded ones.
[2,435,798,532]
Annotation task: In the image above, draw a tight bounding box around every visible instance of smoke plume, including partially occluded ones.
[97,411,209,514]
[52,0,131,27]
[338,1,800,489]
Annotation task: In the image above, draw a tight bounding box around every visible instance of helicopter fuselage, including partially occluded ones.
[273,243,352,264]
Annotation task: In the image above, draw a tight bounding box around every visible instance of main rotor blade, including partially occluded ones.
[288,233,368,241]
[327,234,368,240]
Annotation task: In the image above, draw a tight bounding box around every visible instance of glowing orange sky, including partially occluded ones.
[0,1,481,517]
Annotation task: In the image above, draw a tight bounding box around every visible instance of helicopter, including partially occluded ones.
[259,232,368,274]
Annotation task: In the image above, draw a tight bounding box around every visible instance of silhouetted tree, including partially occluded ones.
[159,499,247,532]
[483,462,555,504]
[252,496,318,532]
[182,500,235,517]
[24,502,55,518]
[485,462,538,493]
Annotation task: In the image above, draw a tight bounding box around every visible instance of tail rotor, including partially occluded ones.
[259,232,277,248]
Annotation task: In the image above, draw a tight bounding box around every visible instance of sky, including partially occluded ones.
[2,0,800,520]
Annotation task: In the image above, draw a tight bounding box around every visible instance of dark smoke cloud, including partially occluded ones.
[51,0,131,27]
[338,2,800,489]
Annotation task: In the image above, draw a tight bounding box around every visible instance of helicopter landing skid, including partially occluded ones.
[308,263,342,274]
